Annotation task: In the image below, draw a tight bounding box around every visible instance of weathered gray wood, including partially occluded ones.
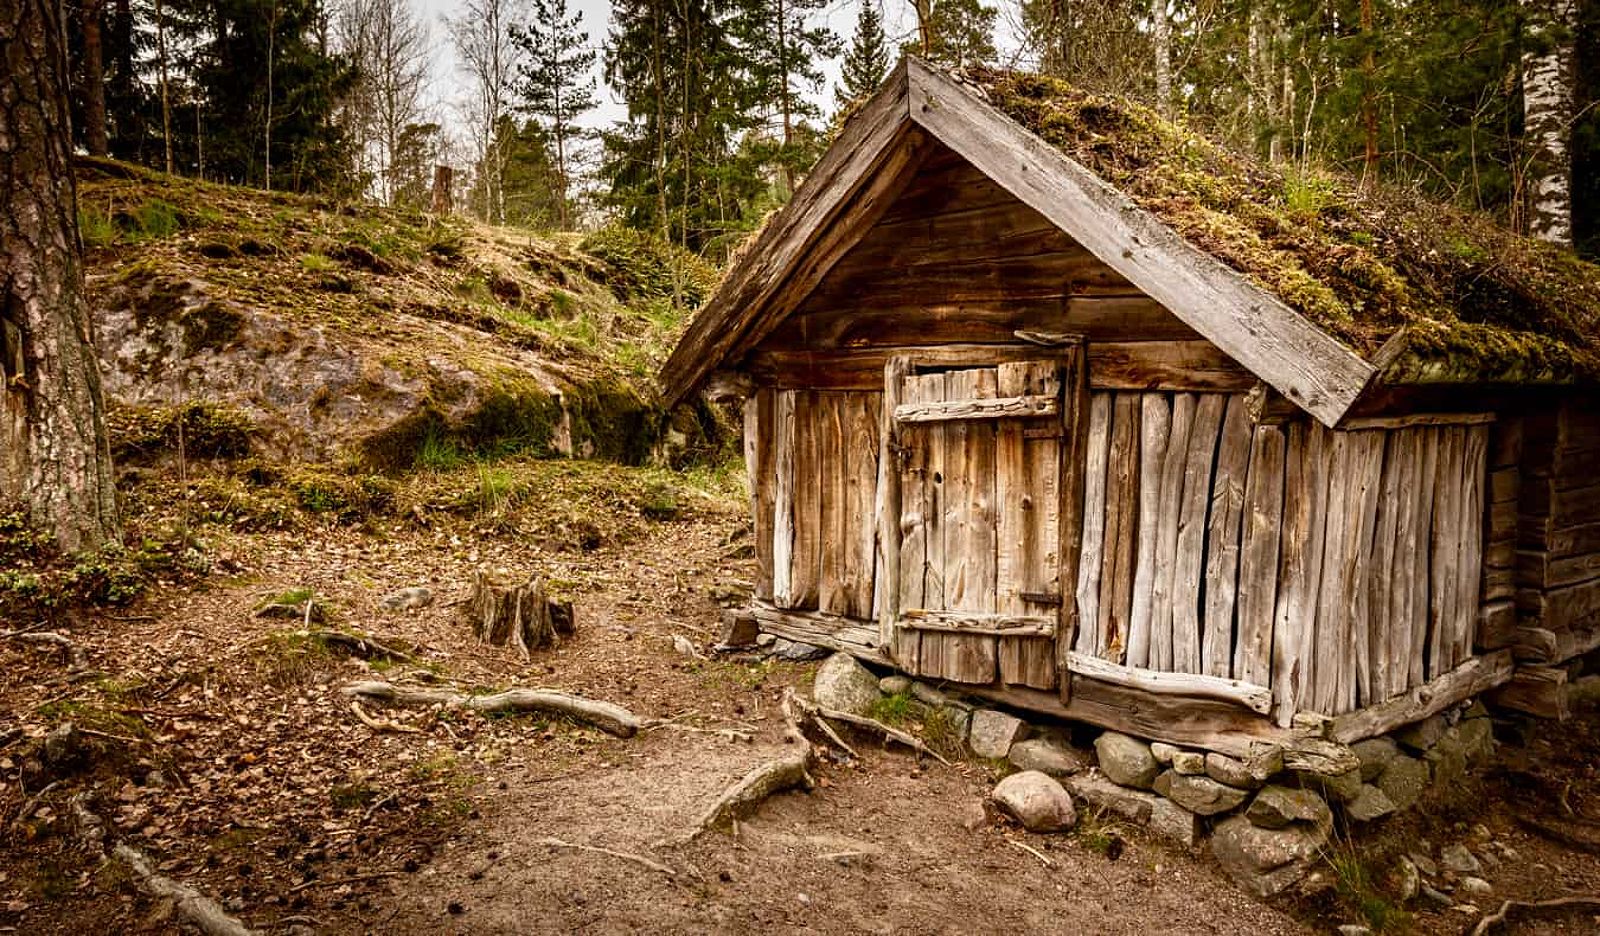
[950,368,1000,682]
[1055,343,1089,700]
[899,609,1055,636]
[999,361,1062,688]
[1312,430,1352,715]
[846,392,881,621]
[659,67,917,404]
[1173,394,1225,674]
[915,372,947,673]
[748,390,776,601]
[1338,413,1495,430]
[1064,651,1272,715]
[1272,422,1328,726]
[1234,423,1285,687]
[875,358,909,641]
[1490,665,1570,720]
[772,390,799,608]
[1409,429,1440,689]
[1428,428,1463,679]
[1202,395,1253,679]
[791,392,824,610]
[1327,650,1516,744]
[1367,431,1405,702]
[1099,394,1140,663]
[818,393,848,615]
[1126,393,1170,668]
[1345,431,1386,710]
[904,60,1375,427]
[894,394,1058,423]
[1073,392,1112,656]
[1150,393,1196,672]
[1456,425,1487,663]
[753,602,891,666]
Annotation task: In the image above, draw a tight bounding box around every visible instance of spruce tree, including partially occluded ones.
[731,0,839,192]
[906,0,996,68]
[837,0,889,105]
[510,0,597,228]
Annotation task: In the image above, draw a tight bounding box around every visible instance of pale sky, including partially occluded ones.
[412,0,1029,139]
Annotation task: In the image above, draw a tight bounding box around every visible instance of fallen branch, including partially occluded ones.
[789,692,950,766]
[782,689,858,760]
[534,837,679,877]
[1469,896,1600,935]
[69,794,255,936]
[1005,837,1054,868]
[660,748,815,847]
[342,681,641,738]
[1515,811,1600,855]
[4,631,86,670]
[10,780,61,830]
[349,701,423,734]
[308,631,416,664]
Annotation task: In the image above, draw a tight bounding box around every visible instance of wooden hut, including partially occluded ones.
[660,60,1600,754]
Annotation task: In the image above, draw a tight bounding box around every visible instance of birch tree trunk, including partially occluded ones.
[1152,0,1173,119]
[0,0,120,552]
[1523,0,1577,246]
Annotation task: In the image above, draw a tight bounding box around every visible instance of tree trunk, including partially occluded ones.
[1359,0,1378,190]
[0,0,120,552]
[1152,0,1173,119]
[80,0,108,156]
[1523,0,1577,246]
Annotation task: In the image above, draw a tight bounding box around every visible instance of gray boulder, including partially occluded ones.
[1206,750,1275,790]
[1162,774,1250,816]
[1246,786,1331,830]
[1008,738,1088,777]
[1211,814,1331,898]
[380,586,434,612]
[1394,715,1446,753]
[1374,754,1430,811]
[1172,750,1207,775]
[812,653,882,715]
[1351,737,1400,782]
[878,675,912,696]
[968,709,1029,759]
[1456,717,1495,765]
[1298,767,1363,804]
[1440,843,1481,874]
[1150,742,1179,764]
[1059,771,1198,847]
[1345,784,1397,823]
[1095,732,1159,790]
[775,639,830,661]
[991,771,1077,832]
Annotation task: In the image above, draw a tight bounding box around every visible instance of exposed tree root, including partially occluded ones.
[341,681,641,738]
[1515,811,1600,854]
[660,748,815,847]
[1469,896,1600,935]
[307,630,416,663]
[70,796,256,936]
[789,691,952,766]
[348,700,423,734]
[4,630,87,670]
[535,837,680,876]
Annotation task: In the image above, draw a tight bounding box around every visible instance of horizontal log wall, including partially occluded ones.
[747,387,880,621]
[1073,392,1491,720]
[1513,403,1600,663]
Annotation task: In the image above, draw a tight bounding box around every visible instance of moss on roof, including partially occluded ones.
[963,68,1600,384]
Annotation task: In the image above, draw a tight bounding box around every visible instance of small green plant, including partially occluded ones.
[128,199,182,240]
[300,252,334,274]
[79,204,119,247]
[1074,808,1123,856]
[921,707,971,761]
[638,480,681,520]
[1282,171,1335,221]
[866,692,915,726]
[416,429,467,471]
[475,464,518,515]
[330,781,379,812]
[1325,837,1411,934]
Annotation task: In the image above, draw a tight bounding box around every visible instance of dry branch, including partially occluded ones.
[788,691,950,765]
[309,630,415,663]
[535,837,679,876]
[4,631,87,669]
[341,681,641,738]
[662,748,815,847]
[348,701,422,734]
[1469,896,1600,935]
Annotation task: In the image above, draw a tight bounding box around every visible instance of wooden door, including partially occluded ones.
[880,353,1077,689]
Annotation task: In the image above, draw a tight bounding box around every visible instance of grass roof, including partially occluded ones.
[960,68,1600,385]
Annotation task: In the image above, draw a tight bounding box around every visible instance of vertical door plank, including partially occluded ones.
[998,362,1057,688]
[876,358,909,644]
[1457,425,1488,663]
[1428,428,1462,679]
[845,392,881,621]
[818,393,848,615]
[1055,344,1088,697]
[790,391,824,609]
[1074,393,1112,656]
[1174,394,1225,674]
[1126,393,1171,669]
[1018,362,1064,689]
[773,390,798,608]
[944,368,999,683]
[1150,393,1197,672]
[1346,431,1386,711]
[1100,394,1141,664]
[1368,431,1404,702]
[1235,422,1285,686]
[747,389,776,602]
[1313,429,1352,715]
[1409,429,1440,689]
[919,373,950,677]
[1203,395,1253,678]
[894,373,933,670]
[1272,422,1328,725]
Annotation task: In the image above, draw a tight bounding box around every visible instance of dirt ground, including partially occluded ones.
[3,466,1599,935]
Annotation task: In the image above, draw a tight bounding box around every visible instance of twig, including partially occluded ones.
[1470,896,1600,935]
[348,701,422,734]
[787,691,948,766]
[10,780,62,829]
[361,791,399,824]
[77,726,150,746]
[1005,837,1054,868]
[308,631,417,664]
[644,722,755,743]
[288,871,405,893]
[535,837,679,877]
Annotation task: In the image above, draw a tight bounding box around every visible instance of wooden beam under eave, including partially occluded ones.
[903,59,1375,428]
[657,62,916,407]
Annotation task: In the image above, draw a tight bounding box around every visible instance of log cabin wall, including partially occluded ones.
[1073,397,1490,722]
[1511,403,1600,663]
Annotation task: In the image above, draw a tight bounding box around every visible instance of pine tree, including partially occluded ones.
[837,0,889,104]
[907,0,996,68]
[732,0,839,193]
[510,0,597,228]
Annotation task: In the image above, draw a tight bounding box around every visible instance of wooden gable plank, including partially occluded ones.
[658,65,917,405]
[904,59,1375,427]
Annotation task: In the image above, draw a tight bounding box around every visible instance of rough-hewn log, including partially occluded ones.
[1490,665,1570,720]
[1064,651,1272,714]
[1328,650,1516,743]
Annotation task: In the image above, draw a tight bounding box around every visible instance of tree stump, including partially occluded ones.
[464,570,573,657]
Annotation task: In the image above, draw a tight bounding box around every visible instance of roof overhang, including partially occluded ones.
[659,58,1377,427]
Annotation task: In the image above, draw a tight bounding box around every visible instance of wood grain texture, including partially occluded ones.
[1099,394,1140,664]
[905,60,1375,426]
[1126,393,1171,669]
[1329,650,1516,743]
[1234,423,1285,687]
[1312,430,1352,715]
[900,609,1054,636]
[1064,652,1272,714]
[1203,396,1253,678]
[747,389,776,601]
[845,392,881,620]
[1054,343,1089,699]
[1272,422,1328,725]
[1428,428,1463,679]
[1150,393,1196,672]
[894,394,1057,423]
[1409,429,1440,689]
[1345,431,1386,711]
[772,390,798,608]
[790,392,824,610]
[1000,361,1064,688]
[1368,431,1405,702]
[817,393,847,615]
[939,368,999,683]
[1456,426,1487,663]
[1174,394,1225,674]
[1073,392,1112,656]
[874,357,910,642]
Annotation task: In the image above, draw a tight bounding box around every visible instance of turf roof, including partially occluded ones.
[959,67,1600,385]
